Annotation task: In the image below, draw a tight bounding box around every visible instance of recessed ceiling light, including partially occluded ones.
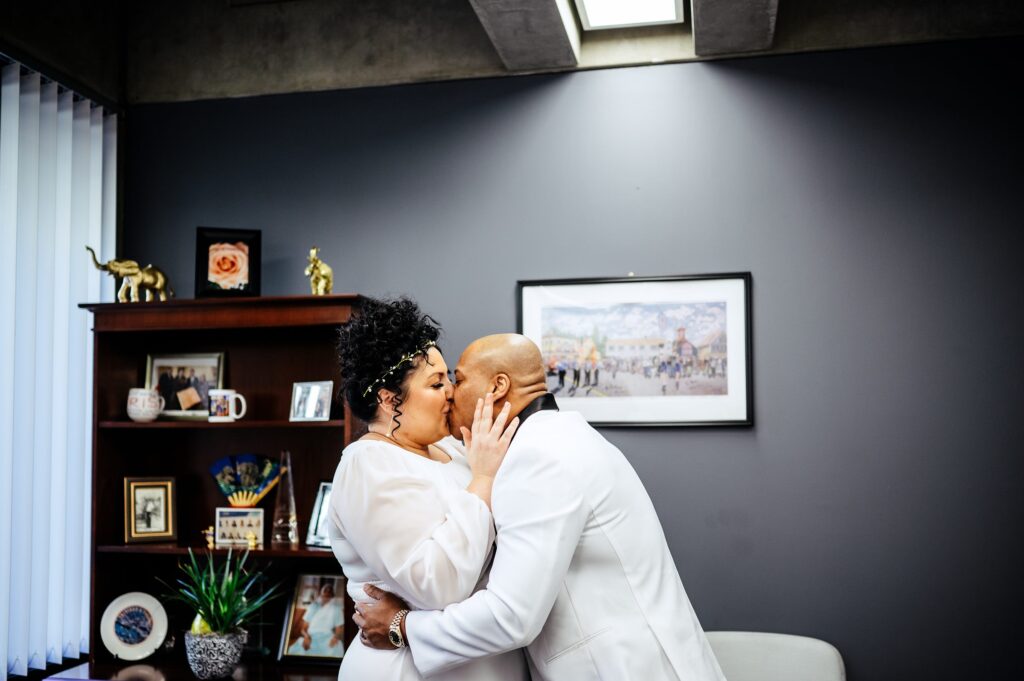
[575,0,685,31]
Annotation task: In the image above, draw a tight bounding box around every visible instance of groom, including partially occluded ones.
[355,334,725,681]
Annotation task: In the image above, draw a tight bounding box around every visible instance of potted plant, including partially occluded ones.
[165,549,282,679]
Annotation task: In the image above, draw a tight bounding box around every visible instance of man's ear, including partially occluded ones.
[491,373,511,401]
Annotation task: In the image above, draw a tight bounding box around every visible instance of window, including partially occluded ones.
[574,0,685,31]
[0,55,116,680]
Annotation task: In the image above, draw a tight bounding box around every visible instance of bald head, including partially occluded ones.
[448,334,549,436]
[462,334,545,383]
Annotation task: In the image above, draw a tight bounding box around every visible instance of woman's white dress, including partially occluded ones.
[328,437,528,681]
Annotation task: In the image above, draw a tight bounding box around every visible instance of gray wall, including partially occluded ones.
[124,39,1023,680]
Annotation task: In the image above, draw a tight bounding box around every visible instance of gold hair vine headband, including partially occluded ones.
[362,340,437,398]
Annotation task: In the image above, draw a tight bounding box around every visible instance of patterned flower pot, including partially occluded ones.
[184,631,246,679]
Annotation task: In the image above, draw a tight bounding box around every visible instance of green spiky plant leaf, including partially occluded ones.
[162,548,283,635]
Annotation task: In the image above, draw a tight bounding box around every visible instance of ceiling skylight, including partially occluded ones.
[575,0,685,31]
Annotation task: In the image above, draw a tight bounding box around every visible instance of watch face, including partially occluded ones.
[389,630,402,647]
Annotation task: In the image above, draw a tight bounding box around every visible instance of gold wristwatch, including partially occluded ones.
[388,609,410,648]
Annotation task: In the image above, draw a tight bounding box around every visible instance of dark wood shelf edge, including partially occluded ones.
[99,419,345,429]
[79,295,364,332]
[79,294,363,312]
[96,544,337,558]
[50,659,341,681]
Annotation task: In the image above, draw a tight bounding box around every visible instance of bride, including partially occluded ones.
[328,297,528,680]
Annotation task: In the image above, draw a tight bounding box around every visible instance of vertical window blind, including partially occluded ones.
[0,57,117,680]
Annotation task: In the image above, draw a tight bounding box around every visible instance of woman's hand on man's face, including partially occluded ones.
[462,392,519,480]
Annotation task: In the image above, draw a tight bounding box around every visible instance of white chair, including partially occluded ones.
[705,631,846,681]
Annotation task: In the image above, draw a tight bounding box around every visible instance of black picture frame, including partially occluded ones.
[195,226,262,297]
[517,273,753,427]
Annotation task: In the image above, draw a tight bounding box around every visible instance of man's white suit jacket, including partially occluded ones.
[406,408,726,681]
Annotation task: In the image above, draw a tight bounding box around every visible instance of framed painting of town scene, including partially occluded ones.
[518,274,753,426]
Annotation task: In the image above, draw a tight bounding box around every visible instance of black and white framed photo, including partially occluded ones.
[195,226,262,298]
[279,574,347,662]
[518,273,753,426]
[145,352,224,420]
[289,381,334,422]
[124,477,177,543]
[215,507,264,548]
[305,482,333,548]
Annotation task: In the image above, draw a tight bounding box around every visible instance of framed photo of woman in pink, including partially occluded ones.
[195,226,261,297]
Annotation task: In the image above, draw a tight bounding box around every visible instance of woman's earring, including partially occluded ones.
[387,411,396,438]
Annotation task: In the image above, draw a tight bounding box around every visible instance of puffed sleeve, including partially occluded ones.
[330,444,495,611]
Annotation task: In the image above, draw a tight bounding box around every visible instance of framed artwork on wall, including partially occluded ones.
[195,226,262,297]
[123,477,177,543]
[518,273,753,427]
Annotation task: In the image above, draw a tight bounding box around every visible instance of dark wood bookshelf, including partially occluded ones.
[81,296,364,666]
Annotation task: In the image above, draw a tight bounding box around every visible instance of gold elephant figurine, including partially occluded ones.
[86,246,174,302]
[304,246,334,295]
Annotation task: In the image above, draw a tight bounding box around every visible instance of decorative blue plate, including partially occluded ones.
[100,592,168,660]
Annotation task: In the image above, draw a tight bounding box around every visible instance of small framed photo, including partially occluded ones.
[306,482,333,548]
[279,574,347,661]
[195,226,262,297]
[290,381,334,422]
[146,352,225,420]
[215,507,264,548]
[518,273,753,427]
[124,477,177,543]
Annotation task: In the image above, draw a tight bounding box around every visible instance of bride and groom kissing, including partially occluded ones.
[329,297,725,681]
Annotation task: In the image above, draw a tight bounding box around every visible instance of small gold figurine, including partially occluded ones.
[203,526,215,550]
[304,246,333,295]
[87,246,174,302]
[246,531,258,550]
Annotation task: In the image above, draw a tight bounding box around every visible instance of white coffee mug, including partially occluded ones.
[208,389,247,422]
[127,388,165,422]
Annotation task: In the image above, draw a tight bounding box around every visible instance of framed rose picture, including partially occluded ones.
[518,273,753,427]
[195,226,261,297]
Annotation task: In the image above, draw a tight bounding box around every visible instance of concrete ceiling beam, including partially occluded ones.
[692,0,780,56]
[468,0,580,71]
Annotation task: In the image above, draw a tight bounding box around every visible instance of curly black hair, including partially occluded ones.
[337,296,442,424]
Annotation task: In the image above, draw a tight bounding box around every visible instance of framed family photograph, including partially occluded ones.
[279,574,347,662]
[290,381,334,422]
[145,352,224,420]
[305,482,333,549]
[195,226,262,298]
[215,507,264,548]
[124,477,177,543]
[518,273,753,427]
